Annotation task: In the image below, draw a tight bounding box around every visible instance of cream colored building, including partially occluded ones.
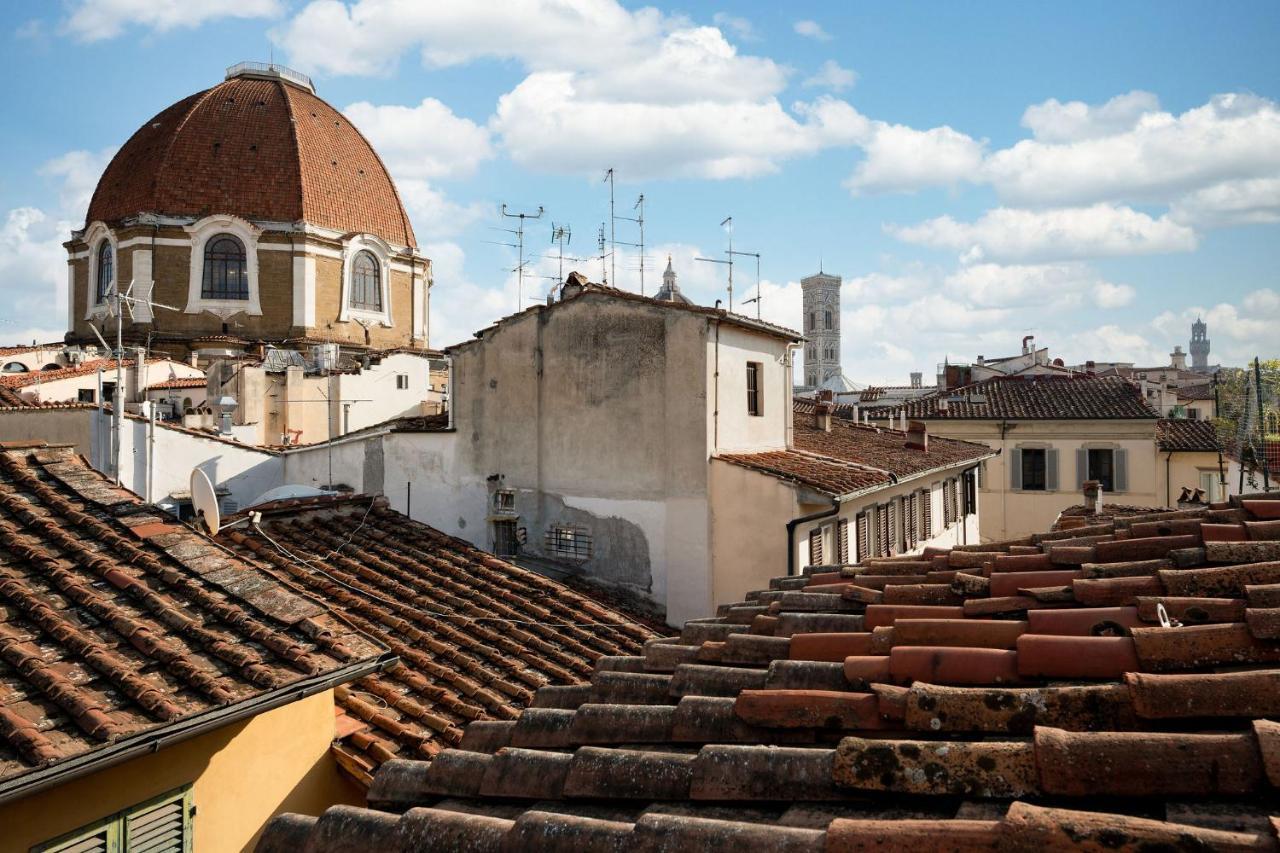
[864,375,1164,540]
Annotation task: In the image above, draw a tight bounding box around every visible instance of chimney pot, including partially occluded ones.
[1082,479,1103,514]
[905,420,928,451]
[814,401,833,432]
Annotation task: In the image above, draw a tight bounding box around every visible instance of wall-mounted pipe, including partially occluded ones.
[786,499,840,576]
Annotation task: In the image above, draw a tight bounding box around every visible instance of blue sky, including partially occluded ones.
[2,1,1278,381]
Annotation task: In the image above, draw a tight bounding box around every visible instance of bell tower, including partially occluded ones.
[1190,317,1210,371]
[801,271,842,388]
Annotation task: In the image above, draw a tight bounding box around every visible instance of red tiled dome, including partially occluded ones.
[86,66,416,248]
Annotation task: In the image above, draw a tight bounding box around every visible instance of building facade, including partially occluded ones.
[65,63,430,363]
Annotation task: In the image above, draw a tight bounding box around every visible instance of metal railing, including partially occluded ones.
[225,62,314,92]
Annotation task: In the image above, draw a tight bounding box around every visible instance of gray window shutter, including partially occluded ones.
[1076,448,1089,489]
[1045,448,1059,491]
[1114,449,1128,492]
[1009,449,1022,490]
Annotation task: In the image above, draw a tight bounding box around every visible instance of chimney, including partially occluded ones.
[814,400,832,432]
[938,397,950,413]
[910,371,922,388]
[1082,479,1103,515]
[1085,360,1096,374]
[1022,335,1034,355]
[899,410,907,431]
[1170,346,1187,371]
[976,355,985,365]
[905,420,928,451]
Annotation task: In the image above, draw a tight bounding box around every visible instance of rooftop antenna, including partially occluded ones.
[190,468,221,535]
[597,223,608,284]
[614,194,646,294]
[734,250,761,319]
[696,216,735,311]
[501,203,544,310]
[550,223,572,287]
[603,169,616,288]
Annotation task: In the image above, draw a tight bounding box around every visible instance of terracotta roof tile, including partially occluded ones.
[218,496,654,783]
[0,444,383,801]
[716,449,890,497]
[1157,417,1222,451]
[261,502,1280,851]
[863,374,1158,420]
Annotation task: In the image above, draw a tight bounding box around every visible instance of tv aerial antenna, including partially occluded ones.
[596,223,608,284]
[614,194,646,294]
[603,168,616,288]
[696,216,736,310]
[501,203,544,310]
[190,468,221,535]
[550,223,572,285]
[730,249,761,320]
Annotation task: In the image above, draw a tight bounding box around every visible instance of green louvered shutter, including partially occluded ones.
[1045,449,1060,491]
[35,822,119,853]
[123,788,192,853]
[1114,449,1128,493]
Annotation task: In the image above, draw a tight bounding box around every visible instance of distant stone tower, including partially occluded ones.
[801,271,842,388]
[1190,317,1210,371]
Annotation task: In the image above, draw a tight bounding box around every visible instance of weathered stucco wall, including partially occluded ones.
[707,323,793,453]
[709,458,800,607]
[2,690,361,853]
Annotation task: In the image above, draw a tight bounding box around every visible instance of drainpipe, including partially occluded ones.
[786,498,840,576]
[1165,450,1173,508]
[712,311,721,451]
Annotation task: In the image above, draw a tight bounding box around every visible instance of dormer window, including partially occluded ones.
[350,250,382,311]
[95,241,114,303]
[201,235,248,300]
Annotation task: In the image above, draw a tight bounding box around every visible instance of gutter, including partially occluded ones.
[0,651,398,806]
[786,499,839,577]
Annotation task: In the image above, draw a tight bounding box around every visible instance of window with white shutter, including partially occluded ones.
[856,511,869,563]
[920,487,932,539]
[837,519,850,564]
[905,493,918,548]
[887,500,899,554]
[809,527,824,565]
[878,504,891,557]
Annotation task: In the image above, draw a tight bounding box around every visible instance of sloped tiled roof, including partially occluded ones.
[1157,418,1222,452]
[0,359,123,389]
[146,377,208,391]
[792,402,994,479]
[219,496,656,786]
[864,375,1158,420]
[716,449,892,497]
[1178,381,1217,400]
[262,495,1280,851]
[0,444,386,802]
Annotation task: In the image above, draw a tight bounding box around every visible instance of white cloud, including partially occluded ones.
[344,98,493,179]
[39,147,116,220]
[847,122,986,194]
[1092,281,1136,308]
[1152,289,1279,363]
[0,208,71,340]
[1170,177,1280,228]
[803,60,857,92]
[62,0,281,42]
[793,19,831,41]
[985,93,1280,207]
[1021,90,1160,142]
[889,204,1197,263]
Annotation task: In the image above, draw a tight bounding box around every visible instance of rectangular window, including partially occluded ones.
[921,487,933,539]
[493,520,518,556]
[887,500,899,554]
[1187,408,1199,420]
[837,518,849,564]
[35,785,193,853]
[746,362,762,417]
[395,374,409,390]
[1088,448,1116,492]
[546,525,592,560]
[856,511,869,563]
[493,490,515,512]
[1021,448,1047,491]
[102,382,116,404]
[808,527,823,565]
[905,493,918,549]
[77,388,96,403]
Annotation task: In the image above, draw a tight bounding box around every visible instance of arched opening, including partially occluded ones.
[2,362,28,374]
[96,240,114,303]
[201,235,248,299]
[350,250,382,311]
[41,363,61,371]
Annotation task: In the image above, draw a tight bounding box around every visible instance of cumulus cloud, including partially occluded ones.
[889,204,1197,263]
[62,0,281,41]
[712,12,756,42]
[847,123,986,194]
[1092,281,1136,308]
[793,20,831,41]
[1020,90,1161,142]
[803,60,857,92]
[985,93,1280,207]
[1170,177,1280,228]
[943,262,1131,310]
[0,208,71,343]
[344,98,493,179]
[1152,288,1280,362]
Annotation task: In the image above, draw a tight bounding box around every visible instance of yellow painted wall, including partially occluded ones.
[2,690,362,853]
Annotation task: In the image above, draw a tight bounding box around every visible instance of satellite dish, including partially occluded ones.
[190,468,221,535]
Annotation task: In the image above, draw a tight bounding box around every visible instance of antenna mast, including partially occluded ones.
[614,194,646,294]
[501,203,544,309]
[696,215,736,311]
[603,169,617,289]
[550,223,572,286]
[733,250,762,320]
[597,223,608,284]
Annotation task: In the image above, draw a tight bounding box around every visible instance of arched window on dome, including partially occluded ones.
[350,250,382,311]
[201,235,248,300]
[96,241,114,303]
